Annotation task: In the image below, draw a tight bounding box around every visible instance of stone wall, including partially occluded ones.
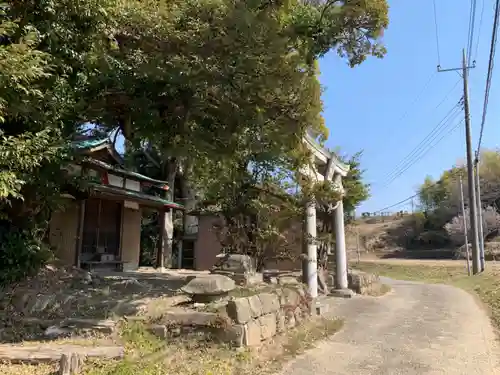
[348,269,380,295]
[149,284,313,347]
[224,284,311,346]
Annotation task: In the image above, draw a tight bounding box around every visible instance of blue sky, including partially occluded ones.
[319,0,499,215]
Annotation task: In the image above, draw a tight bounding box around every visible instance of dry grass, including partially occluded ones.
[355,262,500,331]
[81,317,342,375]
[0,363,56,375]
[0,317,343,375]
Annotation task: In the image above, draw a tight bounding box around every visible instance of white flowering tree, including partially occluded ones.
[445,206,500,245]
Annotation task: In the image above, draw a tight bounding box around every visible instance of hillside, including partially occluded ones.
[347,214,456,259]
[346,215,406,258]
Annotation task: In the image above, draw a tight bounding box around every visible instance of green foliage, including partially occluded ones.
[0,129,65,200]
[399,149,500,251]
[0,228,52,284]
[0,0,111,281]
[342,151,370,216]
[0,0,388,280]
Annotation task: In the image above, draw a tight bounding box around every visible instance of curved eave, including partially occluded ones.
[303,134,350,177]
[86,159,170,186]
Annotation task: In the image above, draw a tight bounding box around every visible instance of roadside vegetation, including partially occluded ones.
[357,150,500,258]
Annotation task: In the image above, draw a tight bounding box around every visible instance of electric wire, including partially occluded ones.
[383,117,464,187]
[394,72,436,125]
[373,194,419,214]
[474,0,486,61]
[378,80,461,185]
[466,0,479,67]
[433,0,441,66]
[476,0,500,158]
[382,105,460,185]
[380,100,463,186]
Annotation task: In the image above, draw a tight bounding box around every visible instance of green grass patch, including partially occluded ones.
[355,262,500,331]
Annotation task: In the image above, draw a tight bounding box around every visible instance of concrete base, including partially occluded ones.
[329,288,355,298]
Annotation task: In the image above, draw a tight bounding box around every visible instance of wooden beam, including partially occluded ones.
[74,200,86,268]
[118,201,125,261]
[157,209,165,269]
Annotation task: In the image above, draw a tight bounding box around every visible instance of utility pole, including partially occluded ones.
[437,50,480,274]
[459,175,471,276]
[462,49,481,275]
[475,161,485,271]
[411,197,414,214]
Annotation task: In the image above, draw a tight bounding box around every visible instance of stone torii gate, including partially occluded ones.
[301,131,351,298]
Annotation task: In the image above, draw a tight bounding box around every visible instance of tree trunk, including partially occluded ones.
[160,158,178,269]
[178,161,198,269]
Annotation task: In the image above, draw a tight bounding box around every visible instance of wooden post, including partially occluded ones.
[74,200,86,268]
[59,353,81,375]
[95,199,102,252]
[157,208,165,269]
[118,202,125,261]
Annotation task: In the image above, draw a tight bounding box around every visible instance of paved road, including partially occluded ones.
[359,257,500,268]
[281,278,500,375]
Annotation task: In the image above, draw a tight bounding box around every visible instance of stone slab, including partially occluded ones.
[248,295,263,318]
[244,319,261,346]
[226,298,252,324]
[0,344,124,364]
[330,288,355,298]
[159,310,220,327]
[258,293,280,314]
[259,313,277,340]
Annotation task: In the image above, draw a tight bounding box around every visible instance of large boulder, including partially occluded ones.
[181,275,236,302]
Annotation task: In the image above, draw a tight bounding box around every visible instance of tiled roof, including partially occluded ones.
[71,137,109,150]
[86,158,169,186]
[91,183,184,210]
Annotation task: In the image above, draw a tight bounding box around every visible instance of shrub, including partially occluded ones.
[0,226,52,285]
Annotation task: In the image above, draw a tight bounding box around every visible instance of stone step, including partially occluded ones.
[0,344,124,364]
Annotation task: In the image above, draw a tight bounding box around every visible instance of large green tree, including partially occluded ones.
[0,0,388,275]
[0,0,114,282]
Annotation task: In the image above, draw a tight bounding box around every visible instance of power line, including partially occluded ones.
[476,0,500,157]
[466,0,479,67]
[377,81,461,185]
[372,164,469,214]
[474,0,486,61]
[373,173,500,217]
[383,118,464,187]
[382,105,461,185]
[433,0,441,66]
[380,100,463,186]
[373,194,418,214]
[394,72,436,125]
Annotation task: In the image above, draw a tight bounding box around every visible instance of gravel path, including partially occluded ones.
[281,278,500,375]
